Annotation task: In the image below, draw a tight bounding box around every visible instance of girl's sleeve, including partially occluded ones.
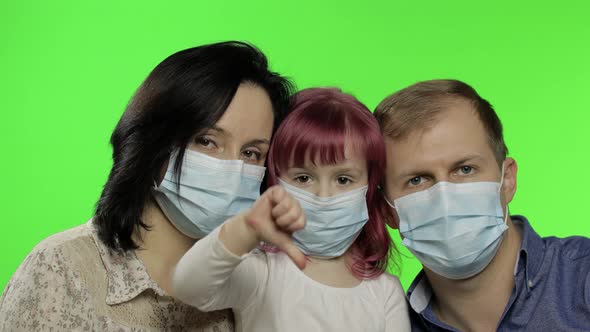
[172,226,268,312]
[384,274,411,332]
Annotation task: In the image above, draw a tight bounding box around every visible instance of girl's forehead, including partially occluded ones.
[275,132,367,173]
[290,147,366,169]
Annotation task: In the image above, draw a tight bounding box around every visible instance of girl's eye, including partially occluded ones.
[242,149,261,162]
[295,175,310,183]
[459,165,474,175]
[196,136,216,149]
[409,176,423,186]
[336,177,352,185]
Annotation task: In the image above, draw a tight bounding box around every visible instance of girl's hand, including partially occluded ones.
[246,185,307,269]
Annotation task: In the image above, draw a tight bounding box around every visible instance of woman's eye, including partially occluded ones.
[409,176,423,186]
[295,175,310,183]
[336,177,352,185]
[459,165,474,175]
[242,149,261,161]
[196,137,216,149]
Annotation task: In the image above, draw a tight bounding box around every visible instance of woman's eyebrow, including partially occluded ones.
[208,125,225,133]
[243,139,270,147]
[206,125,269,146]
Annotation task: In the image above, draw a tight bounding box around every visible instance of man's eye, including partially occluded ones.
[409,177,423,186]
[295,175,310,183]
[459,166,473,175]
[337,177,351,185]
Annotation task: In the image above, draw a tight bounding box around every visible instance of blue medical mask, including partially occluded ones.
[279,179,369,258]
[153,149,266,239]
[385,167,508,279]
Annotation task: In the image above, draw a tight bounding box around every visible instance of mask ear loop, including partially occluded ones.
[499,161,509,225]
[378,185,397,210]
[499,163,506,191]
[384,195,396,209]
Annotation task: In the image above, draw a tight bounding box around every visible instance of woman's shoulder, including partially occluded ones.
[3,220,106,293]
[23,221,100,268]
[0,221,106,329]
[31,221,95,253]
[8,221,102,280]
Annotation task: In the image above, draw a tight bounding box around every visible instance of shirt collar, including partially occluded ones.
[88,220,167,305]
[406,215,546,314]
[511,215,546,283]
[406,270,432,313]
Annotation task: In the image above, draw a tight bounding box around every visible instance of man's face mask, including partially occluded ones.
[385,165,508,280]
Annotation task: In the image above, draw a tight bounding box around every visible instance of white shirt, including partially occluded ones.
[173,227,411,332]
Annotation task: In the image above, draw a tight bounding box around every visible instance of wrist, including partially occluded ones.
[220,213,260,256]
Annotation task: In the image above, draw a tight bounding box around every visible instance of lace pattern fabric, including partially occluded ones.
[0,221,234,331]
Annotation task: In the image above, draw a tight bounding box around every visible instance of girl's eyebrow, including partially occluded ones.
[287,167,310,172]
[332,166,362,174]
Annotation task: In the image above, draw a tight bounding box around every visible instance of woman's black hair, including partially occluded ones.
[94,41,294,251]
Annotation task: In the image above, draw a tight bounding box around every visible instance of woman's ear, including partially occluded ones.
[156,156,170,186]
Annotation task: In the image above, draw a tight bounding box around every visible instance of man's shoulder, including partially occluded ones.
[517,215,590,261]
[545,234,590,261]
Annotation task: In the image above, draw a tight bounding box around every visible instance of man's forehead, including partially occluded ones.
[384,106,494,174]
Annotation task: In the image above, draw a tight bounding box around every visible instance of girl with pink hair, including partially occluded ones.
[172,88,410,331]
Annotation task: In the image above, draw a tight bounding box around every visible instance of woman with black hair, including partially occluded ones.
[0,41,294,331]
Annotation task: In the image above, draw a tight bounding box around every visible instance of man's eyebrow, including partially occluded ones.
[395,155,486,180]
[396,168,430,181]
[450,155,486,168]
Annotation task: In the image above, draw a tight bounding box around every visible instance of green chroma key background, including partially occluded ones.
[1,0,589,291]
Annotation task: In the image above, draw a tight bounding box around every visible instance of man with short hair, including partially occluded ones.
[375,79,590,331]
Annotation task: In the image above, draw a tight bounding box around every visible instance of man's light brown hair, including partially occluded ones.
[374,79,508,166]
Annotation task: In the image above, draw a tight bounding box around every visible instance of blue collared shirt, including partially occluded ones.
[407,215,590,331]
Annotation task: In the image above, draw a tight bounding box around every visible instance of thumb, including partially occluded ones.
[247,191,273,224]
[271,232,307,269]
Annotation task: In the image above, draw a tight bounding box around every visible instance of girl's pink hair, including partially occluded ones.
[267,87,397,279]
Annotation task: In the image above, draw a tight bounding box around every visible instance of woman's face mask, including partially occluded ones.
[154,149,266,238]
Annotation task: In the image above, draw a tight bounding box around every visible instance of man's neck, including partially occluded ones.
[134,198,196,295]
[427,219,522,332]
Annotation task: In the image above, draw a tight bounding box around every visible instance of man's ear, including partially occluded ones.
[502,157,518,204]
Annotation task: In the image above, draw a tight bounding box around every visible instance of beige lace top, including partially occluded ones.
[0,220,234,331]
